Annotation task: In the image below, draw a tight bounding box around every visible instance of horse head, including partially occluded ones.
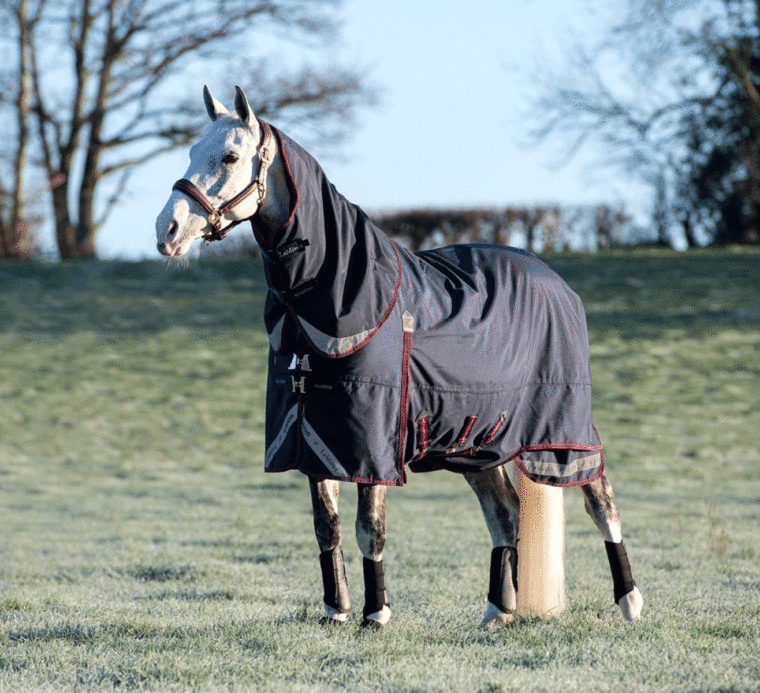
[156,86,272,257]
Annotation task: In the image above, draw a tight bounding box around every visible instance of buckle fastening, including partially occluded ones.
[291,376,307,393]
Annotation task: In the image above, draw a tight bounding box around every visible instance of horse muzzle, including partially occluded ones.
[157,241,181,256]
[156,217,196,257]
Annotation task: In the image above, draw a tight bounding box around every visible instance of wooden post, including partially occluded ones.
[512,465,566,617]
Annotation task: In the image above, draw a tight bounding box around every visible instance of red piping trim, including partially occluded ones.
[395,318,413,485]
[263,466,404,487]
[509,441,603,453]
[304,473,404,487]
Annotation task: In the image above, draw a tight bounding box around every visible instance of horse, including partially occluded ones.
[155,86,644,629]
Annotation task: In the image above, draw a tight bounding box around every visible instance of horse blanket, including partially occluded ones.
[252,125,604,487]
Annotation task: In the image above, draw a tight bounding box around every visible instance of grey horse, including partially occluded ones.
[156,86,643,629]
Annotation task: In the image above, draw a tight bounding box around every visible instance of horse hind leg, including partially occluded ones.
[355,483,391,629]
[581,473,643,622]
[309,478,351,623]
[465,466,520,628]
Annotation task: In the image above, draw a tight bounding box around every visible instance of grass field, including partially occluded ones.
[0,248,759,692]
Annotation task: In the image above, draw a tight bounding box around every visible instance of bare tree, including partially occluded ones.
[0,0,43,258]
[527,0,760,247]
[1,0,374,259]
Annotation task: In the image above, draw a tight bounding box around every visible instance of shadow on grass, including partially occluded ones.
[1,249,759,341]
[0,259,268,336]
[124,564,198,582]
[587,308,760,341]
[136,588,236,602]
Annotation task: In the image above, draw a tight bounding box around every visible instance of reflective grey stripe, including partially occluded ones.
[265,404,298,465]
[302,418,346,477]
[298,317,373,356]
[524,452,601,479]
[267,315,286,351]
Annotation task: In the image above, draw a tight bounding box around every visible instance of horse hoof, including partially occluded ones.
[480,601,515,629]
[320,603,349,626]
[617,586,643,622]
[319,616,348,627]
[360,604,391,630]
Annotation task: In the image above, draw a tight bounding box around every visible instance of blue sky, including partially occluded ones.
[98,0,644,259]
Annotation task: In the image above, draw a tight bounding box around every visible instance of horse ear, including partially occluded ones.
[234,86,255,128]
[203,85,228,121]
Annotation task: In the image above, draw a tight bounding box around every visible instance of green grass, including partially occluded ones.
[1,249,759,692]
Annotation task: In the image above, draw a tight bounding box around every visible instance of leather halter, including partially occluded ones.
[172,120,275,243]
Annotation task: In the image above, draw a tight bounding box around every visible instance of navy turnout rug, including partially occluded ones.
[253,126,604,488]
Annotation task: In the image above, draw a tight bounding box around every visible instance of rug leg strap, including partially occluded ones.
[319,548,351,615]
[362,557,388,619]
[488,546,518,614]
[605,540,636,604]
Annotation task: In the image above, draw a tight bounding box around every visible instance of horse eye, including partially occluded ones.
[222,152,239,165]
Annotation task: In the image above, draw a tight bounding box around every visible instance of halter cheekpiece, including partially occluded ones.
[172,120,275,243]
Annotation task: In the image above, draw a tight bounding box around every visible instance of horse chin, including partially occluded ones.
[158,235,199,257]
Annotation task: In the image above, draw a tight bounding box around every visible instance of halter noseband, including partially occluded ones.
[172,120,275,243]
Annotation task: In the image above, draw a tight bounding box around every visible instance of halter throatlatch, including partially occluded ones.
[172,120,275,243]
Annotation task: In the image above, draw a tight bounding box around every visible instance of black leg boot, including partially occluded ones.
[361,557,390,630]
[483,546,518,627]
[319,548,351,624]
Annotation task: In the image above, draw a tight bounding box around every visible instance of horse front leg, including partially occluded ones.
[356,483,391,629]
[309,477,351,623]
[465,466,520,628]
[581,473,643,622]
